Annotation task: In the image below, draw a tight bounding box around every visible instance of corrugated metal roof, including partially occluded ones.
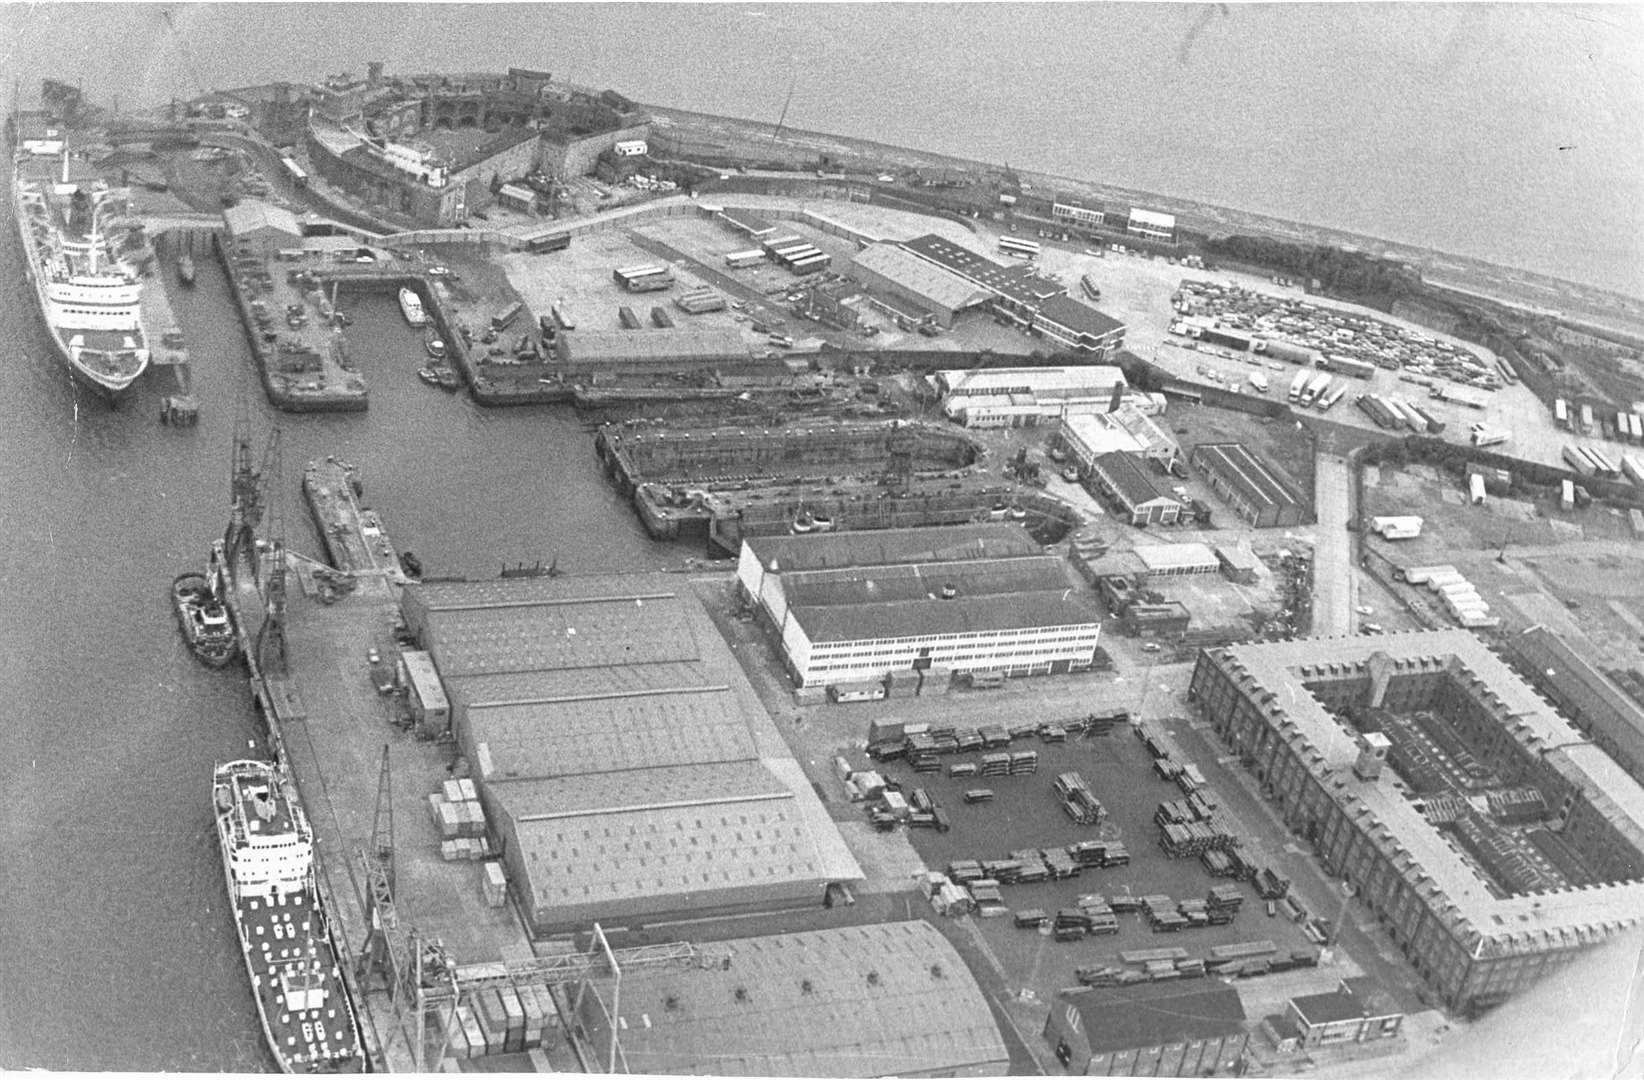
[426,597,699,678]
[559,328,749,365]
[223,199,301,239]
[1193,442,1300,514]
[849,243,993,313]
[1063,981,1244,1054]
[607,922,1010,1077]
[467,687,756,779]
[1091,452,1171,510]
[494,766,826,910]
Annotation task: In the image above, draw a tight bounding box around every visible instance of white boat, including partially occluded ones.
[398,286,427,327]
[13,145,150,399]
[213,760,364,1073]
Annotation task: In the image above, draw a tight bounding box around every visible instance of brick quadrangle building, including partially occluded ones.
[1189,630,1644,1013]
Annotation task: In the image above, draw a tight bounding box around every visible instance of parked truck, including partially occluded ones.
[1563,445,1597,477]
[1470,426,1510,448]
[1302,372,1332,407]
[1288,369,1312,403]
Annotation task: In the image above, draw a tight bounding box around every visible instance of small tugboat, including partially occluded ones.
[178,252,197,286]
[172,571,238,668]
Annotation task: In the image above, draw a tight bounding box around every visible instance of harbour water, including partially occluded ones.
[0,196,669,1069]
[0,5,1639,1068]
[1,4,1639,297]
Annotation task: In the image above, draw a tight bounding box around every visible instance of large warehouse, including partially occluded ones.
[737,524,1105,688]
[1189,631,1644,1012]
[571,922,1010,1077]
[400,574,862,935]
[1042,981,1247,1076]
[847,242,992,328]
[1189,442,1307,528]
[552,328,753,381]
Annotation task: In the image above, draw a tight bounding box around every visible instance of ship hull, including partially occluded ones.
[12,167,150,403]
[214,761,365,1073]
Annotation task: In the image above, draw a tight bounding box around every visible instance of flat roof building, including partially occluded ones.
[400,574,862,936]
[935,365,1127,428]
[571,921,1010,1077]
[1127,207,1178,243]
[1043,981,1247,1076]
[1190,631,1644,1012]
[1033,294,1126,358]
[739,525,1103,688]
[1190,442,1307,528]
[1133,541,1219,578]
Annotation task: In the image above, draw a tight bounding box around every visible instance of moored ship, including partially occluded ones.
[172,571,239,668]
[398,286,427,326]
[213,760,364,1073]
[13,136,151,400]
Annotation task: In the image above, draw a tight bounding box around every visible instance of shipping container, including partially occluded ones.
[617,305,642,330]
[1586,446,1620,477]
[650,306,675,329]
[1560,478,1576,510]
[1554,398,1570,428]
[1631,509,1644,539]
[1623,455,1644,487]
[1468,473,1486,505]
[724,249,766,269]
[1200,327,1252,351]
[1395,398,1427,432]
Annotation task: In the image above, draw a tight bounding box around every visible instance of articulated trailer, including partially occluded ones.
[1288,370,1313,403]
[1301,372,1332,407]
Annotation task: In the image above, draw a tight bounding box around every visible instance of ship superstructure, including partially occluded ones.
[13,143,150,398]
[213,760,363,1073]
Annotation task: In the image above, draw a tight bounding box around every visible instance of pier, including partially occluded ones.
[215,462,580,1072]
[302,457,406,578]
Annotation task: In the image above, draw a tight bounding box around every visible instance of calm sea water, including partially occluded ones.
[0,4,1641,1069]
[1,3,1640,297]
[0,193,668,1069]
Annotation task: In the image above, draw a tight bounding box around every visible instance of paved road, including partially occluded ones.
[1313,452,1357,636]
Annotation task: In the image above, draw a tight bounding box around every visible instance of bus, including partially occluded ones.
[525,232,570,255]
[279,156,308,188]
[998,236,1041,260]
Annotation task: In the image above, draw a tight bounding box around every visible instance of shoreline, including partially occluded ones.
[645,103,1644,332]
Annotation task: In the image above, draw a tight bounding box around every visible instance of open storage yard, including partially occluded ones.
[1361,462,1644,666]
